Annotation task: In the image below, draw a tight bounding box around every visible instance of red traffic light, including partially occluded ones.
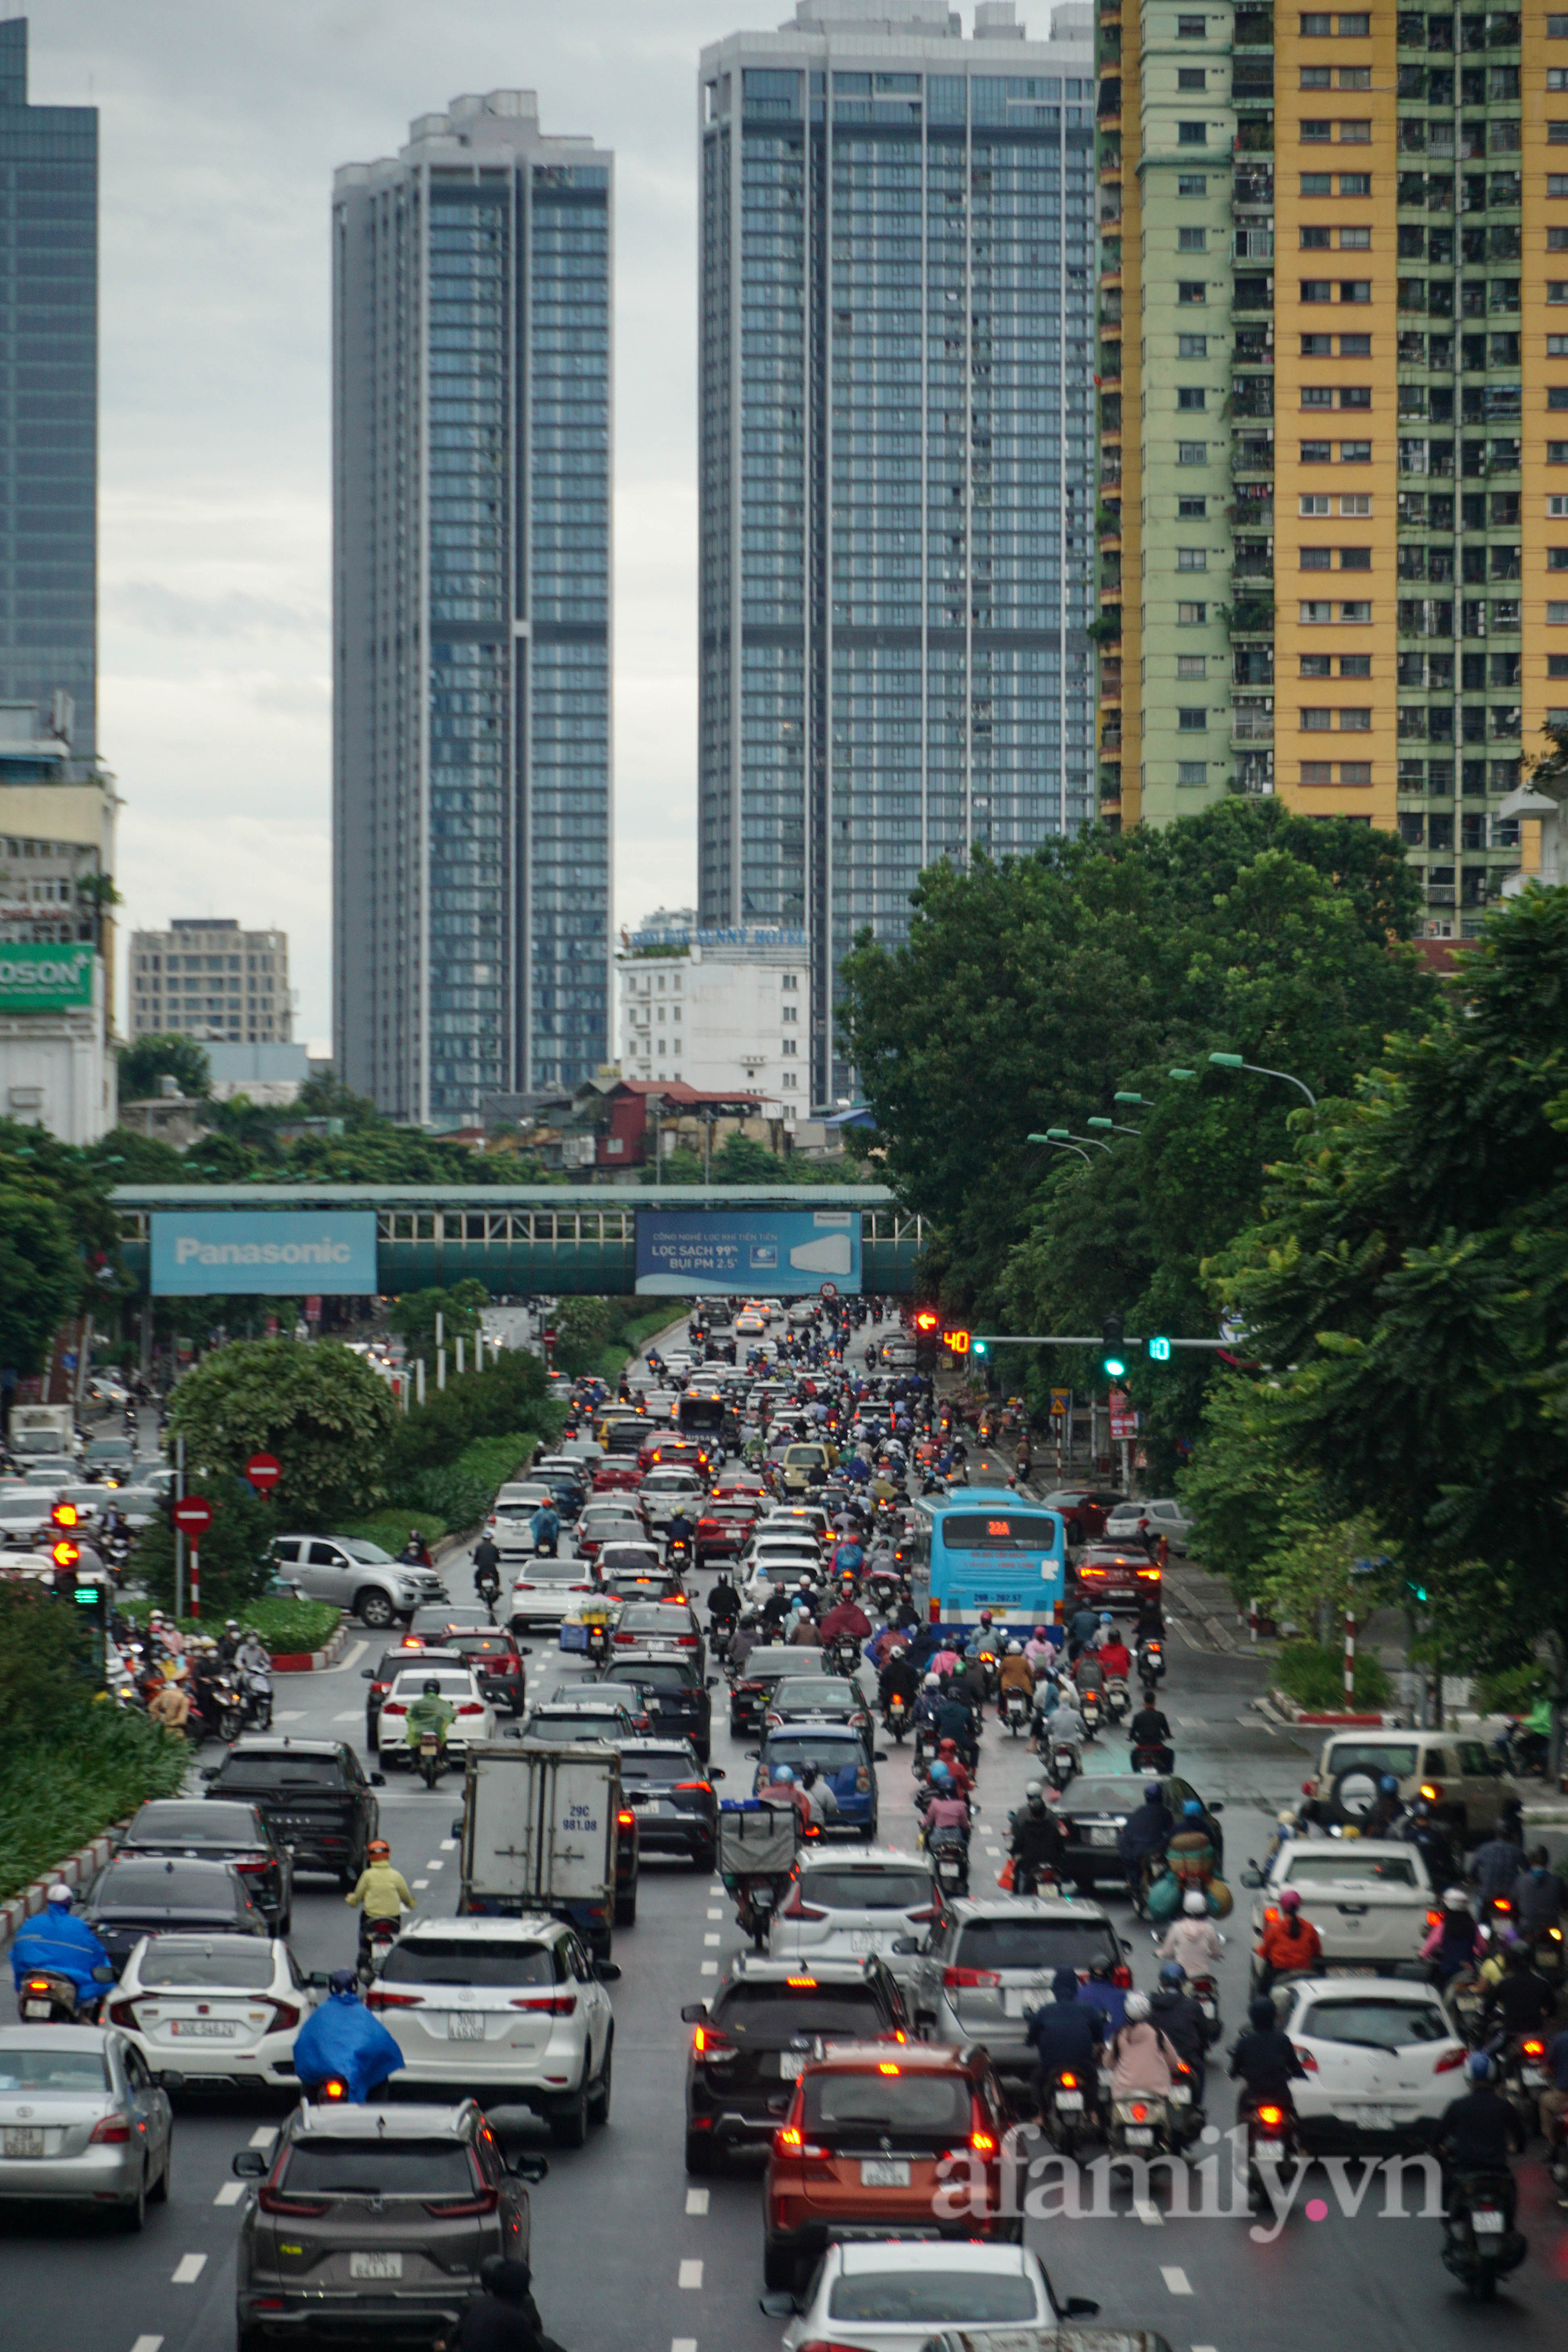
[51,1537,81,1570]
[51,1501,80,1529]
[913,1309,941,1334]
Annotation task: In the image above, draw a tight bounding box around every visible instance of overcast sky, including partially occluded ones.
[24,0,781,1044]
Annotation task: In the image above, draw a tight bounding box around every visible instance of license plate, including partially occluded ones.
[1356,2105,1394,2131]
[21,2002,51,2020]
[172,2020,238,2038]
[1472,2211,1504,2235]
[3,2128,44,2158]
[1171,2084,1192,2107]
[447,2013,486,2041]
[851,1931,877,1954]
[350,2252,404,2279]
[860,2158,910,2187]
[1004,1989,1044,2017]
[779,2052,808,2080]
[1087,1825,1116,1847]
[1523,2067,1547,2087]
[1123,2126,1154,2146]
[1055,2091,1085,2112]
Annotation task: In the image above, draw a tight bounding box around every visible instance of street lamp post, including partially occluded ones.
[1048,1124,1112,1156]
[1207,1050,1318,1111]
[1026,1129,1091,1167]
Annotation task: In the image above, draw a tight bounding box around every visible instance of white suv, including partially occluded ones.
[366,1915,618,2144]
[376,1665,495,1766]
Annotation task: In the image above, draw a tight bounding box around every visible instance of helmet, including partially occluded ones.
[800,1763,818,1785]
[1443,1886,1468,1911]
[772,1765,795,1784]
[1182,1799,1203,1819]
[367,1839,390,1861]
[423,1679,441,1696]
[1248,1995,1276,2031]
[45,1883,72,1908]
[1007,1641,1024,1656]
[979,1610,993,1625]
[924,1671,940,1689]
[931,1762,951,1785]
[1124,1991,1151,2022]
[1100,1613,1113,1626]
[1276,1809,1298,1828]
[328,1968,358,1997]
[1380,1775,1399,1794]
[225,1619,240,1635]
[1467,2051,1492,2084]
[1182,1890,1208,1917]
[1279,1887,1302,1912]
[1160,1962,1186,1988]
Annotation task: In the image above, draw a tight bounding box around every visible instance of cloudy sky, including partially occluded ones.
[25,0,778,1044]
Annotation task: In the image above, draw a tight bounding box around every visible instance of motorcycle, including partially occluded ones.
[826,1634,862,1677]
[1041,2064,1096,2156]
[732,1871,791,1952]
[1003,1687,1032,1739]
[1534,1924,1566,1987]
[1189,1973,1221,2040]
[926,1822,971,1900]
[1110,2092,1172,2160]
[1501,2035,1551,2132]
[1242,2098,1298,2215]
[357,1912,402,1986]
[1129,1740,1174,1775]
[666,1533,695,1577]
[584,1621,612,1669]
[881,1691,913,1744]
[415,1729,447,1789]
[1441,2173,1526,2299]
[240,1664,273,1731]
[1050,1740,1080,1791]
[975,1648,1000,1703]
[16,1967,109,2024]
[866,1572,905,1616]
[1079,1686,1102,1740]
[1137,1637,1167,1685]
[474,1563,501,1614]
[1104,1675,1131,1726]
[190,1675,245,1745]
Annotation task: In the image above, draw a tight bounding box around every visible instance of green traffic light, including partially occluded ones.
[1103,1355,1127,1379]
[73,1584,97,1606]
[1148,1337,1171,1362]
[972,1338,989,1358]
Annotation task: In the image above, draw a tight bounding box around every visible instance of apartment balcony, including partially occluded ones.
[1231,704,1275,742]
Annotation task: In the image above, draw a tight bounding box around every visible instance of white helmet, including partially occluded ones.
[924,1671,941,1689]
[1182,1890,1207,1917]
[1124,1991,1151,2022]
[1007,1640,1024,1655]
[45,1883,73,1907]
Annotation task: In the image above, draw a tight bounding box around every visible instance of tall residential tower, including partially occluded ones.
[700,0,1097,1102]
[333,91,612,1124]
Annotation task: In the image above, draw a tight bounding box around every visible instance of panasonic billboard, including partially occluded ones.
[150,1210,379,1296]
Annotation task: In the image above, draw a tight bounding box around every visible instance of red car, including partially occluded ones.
[695,1500,760,1566]
[593,1460,644,1495]
[1040,1487,1126,1546]
[1073,1544,1162,1610]
[636,1436,713,1478]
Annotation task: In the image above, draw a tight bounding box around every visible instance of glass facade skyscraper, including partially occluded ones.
[333,91,612,1123]
[0,17,96,757]
[700,0,1095,1101]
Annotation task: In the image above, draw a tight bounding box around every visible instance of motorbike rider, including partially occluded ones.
[728,1614,761,1673]
[9,1884,111,2010]
[472,1532,503,1596]
[1423,1885,1485,1987]
[530,1501,561,1559]
[797,1761,839,1831]
[216,1617,244,1666]
[758,1761,812,1835]
[1363,1773,1406,1838]
[1255,1885,1323,1991]
[1481,1938,1558,2042]
[1436,2052,1523,2227]
[997,1639,1036,1721]
[1097,1627,1133,1685]
[1150,1962,1210,2078]
[1156,1888,1225,1981]
[820,1590,872,1649]
[1129,1686,1174,1765]
[1025,1967,1105,2120]
[1512,1846,1565,1937]
[933,1737,975,1799]
[709,1568,741,1630]
[344,1838,417,1959]
[448,2253,570,2352]
[147,1669,192,1736]
[953,1643,990,1715]
[1066,1602,1100,1659]
[1009,1782,1065,1896]
[292,1968,405,2105]
[1402,1798,1458,1894]
[786,1599,824,1649]
[1467,1819,1525,1911]
[401,1528,434,1569]
[1229,1993,1309,2121]
[1081,1956,1130,2036]
[1109,1991,1181,2098]
[1118,1780,1174,1898]
[878,1645,921,1713]
[831,1532,866,1583]
[664,1505,696,1560]
[1040,1686,1087,1769]
[405,1677,458,1762]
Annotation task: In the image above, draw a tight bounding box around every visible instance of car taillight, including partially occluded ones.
[855,1766,870,1793]
[106,1998,139,2027]
[906,1905,940,1922]
[617,1809,636,1827]
[1296,2047,1319,2072]
[382,1701,407,1717]
[942,1966,1002,1989]
[676,1781,713,1795]
[676,1634,699,1647]
[89,2115,132,2144]
[1436,2046,1467,2073]
[424,2188,499,2217]
[457,1703,485,1716]
[1112,1962,1133,1989]
[693,2024,732,2056]
[1136,1567,1161,1581]
[510,1994,577,2016]
[258,2187,329,2216]
[613,1632,638,1646]
[366,1990,424,2009]
[234,1855,271,1874]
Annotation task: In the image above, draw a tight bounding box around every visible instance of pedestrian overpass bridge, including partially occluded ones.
[111,1185,926,1298]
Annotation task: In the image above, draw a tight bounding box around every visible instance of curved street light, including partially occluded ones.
[1027,1128,1091,1167]
[1208,1049,1318,1111]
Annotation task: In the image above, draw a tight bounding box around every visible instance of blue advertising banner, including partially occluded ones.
[635,1209,862,1297]
[150,1210,379,1296]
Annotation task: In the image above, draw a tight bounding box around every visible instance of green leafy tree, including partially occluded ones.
[387,1344,558,1473]
[644,1148,706,1187]
[164,1337,397,1526]
[554,1296,614,1376]
[712,1134,785,1183]
[387,1281,490,1356]
[0,1177,82,1374]
[132,1476,279,1616]
[117,1033,211,1104]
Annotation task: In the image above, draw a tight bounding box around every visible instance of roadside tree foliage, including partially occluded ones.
[162,1336,397,1523]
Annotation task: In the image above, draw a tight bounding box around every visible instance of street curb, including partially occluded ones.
[1267,1686,1404,1728]
[0,1822,126,1949]
[272,1614,351,1675]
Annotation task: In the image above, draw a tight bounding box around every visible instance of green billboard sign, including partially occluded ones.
[0,942,96,1013]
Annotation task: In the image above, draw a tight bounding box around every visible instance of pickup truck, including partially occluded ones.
[1250,1839,1439,1982]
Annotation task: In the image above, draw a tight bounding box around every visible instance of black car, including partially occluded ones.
[596,1657,713,1762]
[681,1953,909,2173]
[727,1646,826,1738]
[760,1672,874,1753]
[1049,1771,1216,1895]
[203,1738,382,1889]
[115,1798,294,1934]
[80,1855,268,1970]
[616,1740,723,1870]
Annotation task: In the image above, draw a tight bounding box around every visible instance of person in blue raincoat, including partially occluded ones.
[292,1970,405,2103]
[10,1886,111,2008]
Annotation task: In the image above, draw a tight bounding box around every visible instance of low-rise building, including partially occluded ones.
[615,924,810,1112]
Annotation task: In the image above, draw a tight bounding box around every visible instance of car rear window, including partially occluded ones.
[0,2049,111,2091]
[140,1942,275,1989]
[606,1662,697,1691]
[1300,1998,1450,2049]
[954,1917,1116,1972]
[212,1757,347,1792]
[514,1563,593,1584]
[284,2140,479,2196]
[828,2272,1039,2325]
[619,1753,702,1785]
[805,2069,971,2136]
[800,1868,933,1911]
[527,1713,622,1740]
[1283,1853,1418,1887]
[130,1803,256,1842]
[97,1863,236,1905]
[620,1604,693,1630]
[1062,1782,1139,1815]
[1325,1741,1417,1777]
[775,1682,857,1710]
[714,1983,888,2038]
[379,1939,557,1988]
[390,1673,474,1699]
[442,1635,514,1659]
[765,1737,862,1772]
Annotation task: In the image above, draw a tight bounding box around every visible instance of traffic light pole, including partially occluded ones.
[967,1336,1230,1348]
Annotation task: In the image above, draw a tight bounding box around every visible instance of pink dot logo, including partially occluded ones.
[1305,2198,1329,2223]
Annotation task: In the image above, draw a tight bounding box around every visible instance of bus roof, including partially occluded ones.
[913,1487,1059,1516]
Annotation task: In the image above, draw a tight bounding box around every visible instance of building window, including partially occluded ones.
[1177,14,1206,32]
[1338,546,1372,571]
[1178,387,1207,410]
[1178,69,1207,90]
[1177,761,1208,785]
[1178,441,1208,463]
[1340,280,1371,303]
[1178,122,1208,145]
[1339,173,1370,196]
[1339,440,1372,462]
[1177,655,1207,678]
[1301,494,1330,516]
[1301,601,1332,622]
[1178,227,1207,252]
[1177,601,1207,624]
[1301,226,1331,249]
[1338,122,1370,145]
[1301,547,1332,571]
[1301,760,1334,784]
[1301,440,1333,462]
[1178,334,1207,359]
[1178,495,1208,518]
[1301,280,1332,303]
[1178,707,1208,731]
[1338,226,1370,249]
[1301,708,1333,730]
[1177,174,1207,196]
[1177,547,1207,570]
[1301,122,1332,144]
[1178,281,1207,303]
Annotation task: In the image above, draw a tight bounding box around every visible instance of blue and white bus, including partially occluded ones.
[908,1487,1067,1635]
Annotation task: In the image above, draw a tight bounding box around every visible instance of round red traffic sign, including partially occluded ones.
[818,1282,838,1300]
[172,1495,213,1536]
[245,1453,282,1492]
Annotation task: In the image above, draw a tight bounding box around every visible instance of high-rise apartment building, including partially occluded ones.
[700,0,1097,1102]
[129,919,292,1045]
[0,19,96,760]
[1103,2,1558,939]
[333,91,612,1125]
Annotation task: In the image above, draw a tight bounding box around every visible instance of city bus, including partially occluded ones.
[907,1487,1066,1633]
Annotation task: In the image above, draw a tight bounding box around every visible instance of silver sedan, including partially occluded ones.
[0,2026,172,2228]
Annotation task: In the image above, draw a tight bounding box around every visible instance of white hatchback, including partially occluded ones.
[768,1847,939,1988]
[106,1933,316,2089]
[1104,1497,1191,1553]
[367,1915,616,2141]
[1276,1976,1467,2149]
[779,2241,1070,2352]
[510,1555,601,1633]
[376,1665,495,1766]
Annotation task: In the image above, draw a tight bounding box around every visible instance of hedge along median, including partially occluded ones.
[0,1584,186,1909]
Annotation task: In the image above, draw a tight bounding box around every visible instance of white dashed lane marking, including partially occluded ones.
[685,2187,710,2215]
[172,2253,209,2284]
[441,1838,457,1851]
[248,2126,277,2149]
[426,1859,444,1871]
[413,1878,430,1889]
[702,1933,720,1946]
[1133,2195,1163,2226]
[333,1711,360,1724]
[706,1908,722,1919]
[274,1711,304,1723]
[1161,2267,1193,2295]
[678,2259,704,2288]
[130,2338,165,2351]
[700,1961,718,1976]
[213,2181,245,2205]
[673,2339,698,2352]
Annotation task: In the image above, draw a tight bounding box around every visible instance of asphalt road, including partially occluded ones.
[7,1343,1568,2350]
